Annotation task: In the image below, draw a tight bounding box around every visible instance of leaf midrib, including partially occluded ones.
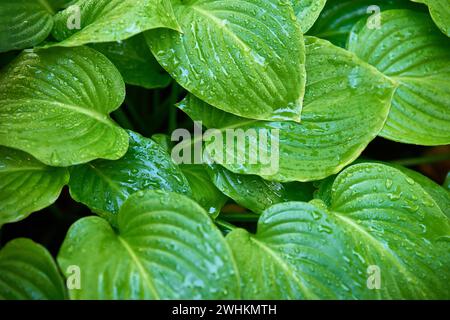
[117,236,160,299]
[250,236,317,299]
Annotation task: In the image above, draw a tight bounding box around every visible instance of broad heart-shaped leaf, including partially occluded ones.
[146,0,306,122]
[0,46,129,167]
[227,163,450,299]
[291,0,327,33]
[180,164,228,218]
[308,0,416,48]
[0,147,69,227]
[177,37,396,182]
[348,10,450,145]
[206,164,314,214]
[91,35,172,89]
[0,0,55,53]
[51,0,180,47]
[58,190,240,299]
[412,0,450,36]
[68,130,192,225]
[0,238,66,300]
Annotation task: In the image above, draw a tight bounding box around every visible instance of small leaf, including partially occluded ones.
[181,164,228,218]
[69,130,192,224]
[58,190,240,299]
[292,0,327,33]
[0,147,69,226]
[0,0,54,52]
[178,37,396,181]
[0,238,66,300]
[91,35,172,89]
[227,163,450,299]
[0,46,129,166]
[51,0,180,47]
[206,164,314,214]
[146,0,306,122]
[348,9,450,145]
[412,0,450,36]
[309,0,415,47]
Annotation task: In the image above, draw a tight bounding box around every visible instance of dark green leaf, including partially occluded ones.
[0,147,69,226]
[69,130,191,224]
[412,0,450,36]
[0,238,66,300]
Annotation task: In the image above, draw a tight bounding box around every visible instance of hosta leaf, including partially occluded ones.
[68,130,191,224]
[58,190,240,299]
[206,164,314,214]
[227,163,450,299]
[348,9,450,145]
[412,0,450,36]
[0,238,66,300]
[91,35,172,89]
[0,46,129,167]
[0,0,55,53]
[0,147,69,226]
[178,37,396,182]
[51,0,180,47]
[309,0,415,47]
[181,164,228,218]
[392,165,450,218]
[146,0,306,122]
[292,0,327,33]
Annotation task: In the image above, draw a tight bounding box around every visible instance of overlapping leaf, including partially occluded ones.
[206,164,313,214]
[412,0,450,36]
[348,10,450,145]
[227,163,450,299]
[58,191,240,299]
[0,147,69,226]
[51,0,180,47]
[0,46,129,166]
[292,0,327,33]
[178,37,396,182]
[309,0,415,47]
[146,0,306,122]
[0,238,66,300]
[69,130,191,224]
[91,35,172,89]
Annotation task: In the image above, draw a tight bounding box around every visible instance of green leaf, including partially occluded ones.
[309,0,415,47]
[292,0,327,33]
[392,165,450,218]
[206,164,314,214]
[0,46,129,167]
[68,130,191,224]
[348,9,450,145]
[91,35,172,89]
[51,0,180,47]
[0,147,69,226]
[0,0,54,52]
[227,163,450,299]
[178,37,396,182]
[412,0,450,36]
[58,190,240,299]
[146,0,306,122]
[444,172,450,192]
[0,238,66,300]
[181,164,228,218]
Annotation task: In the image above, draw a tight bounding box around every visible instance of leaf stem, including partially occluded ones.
[215,219,237,233]
[392,152,450,166]
[220,213,260,222]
